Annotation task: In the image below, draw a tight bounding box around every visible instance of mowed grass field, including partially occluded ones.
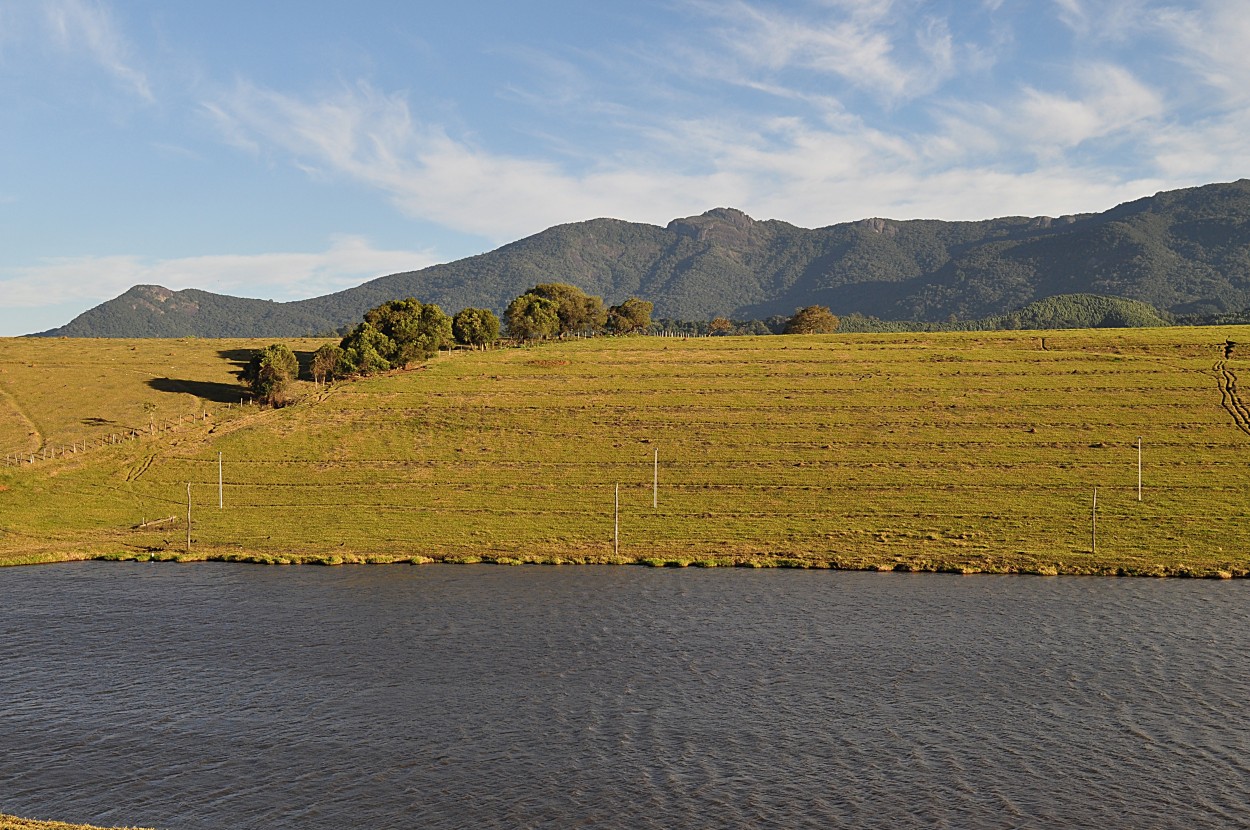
[1,327,1248,575]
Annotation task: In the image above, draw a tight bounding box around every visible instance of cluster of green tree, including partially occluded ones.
[650,317,786,336]
[837,294,1170,332]
[654,295,1171,337]
[334,299,455,374]
[781,306,840,333]
[240,298,492,403]
[241,285,656,403]
[503,283,653,339]
[1174,306,1250,326]
[708,316,780,336]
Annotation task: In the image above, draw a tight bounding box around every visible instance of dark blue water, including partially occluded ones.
[2,563,1248,829]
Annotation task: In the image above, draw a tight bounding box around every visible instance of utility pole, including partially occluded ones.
[1137,437,1142,502]
[1091,487,1097,554]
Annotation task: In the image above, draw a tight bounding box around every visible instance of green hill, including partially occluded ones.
[37,180,1250,337]
[980,294,1170,330]
[3,328,1250,576]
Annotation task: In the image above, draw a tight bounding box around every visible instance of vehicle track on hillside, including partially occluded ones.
[1214,360,1250,436]
[126,453,158,482]
[0,383,44,454]
[193,383,339,444]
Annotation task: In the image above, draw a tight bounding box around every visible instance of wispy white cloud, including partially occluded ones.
[1153,0,1250,105]
[0,236,440,309]
[917,15,956,79]
[1000,63,1165,156]
[150,141,205,162]
[1053,0,1162,40]
[42,0,153,102]
[1043,70,1158,142]
[203,80,728,240]
[1061,0,1250,179]
[1146,102,1250,179]
[684,0,961,102]
[202,72,1179,241]
[1052,0,1088,32]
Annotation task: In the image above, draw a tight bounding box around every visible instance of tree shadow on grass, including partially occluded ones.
[217,348,252,372]
[294,350,315,381]
[217,347,317,381]
[147,377,250,404]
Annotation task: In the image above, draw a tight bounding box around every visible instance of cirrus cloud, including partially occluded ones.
[41,0,153,102]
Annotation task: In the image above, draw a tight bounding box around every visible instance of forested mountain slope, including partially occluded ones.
[39,179,1250,337]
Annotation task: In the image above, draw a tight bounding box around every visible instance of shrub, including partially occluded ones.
[241,343,299,405]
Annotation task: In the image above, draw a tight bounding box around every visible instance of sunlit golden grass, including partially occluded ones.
[0,815,153,830]
[1,327,1248,575]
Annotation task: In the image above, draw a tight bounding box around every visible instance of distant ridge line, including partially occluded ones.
[38,178,1250,337]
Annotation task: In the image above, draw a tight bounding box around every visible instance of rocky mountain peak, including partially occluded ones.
[666,207,757,245]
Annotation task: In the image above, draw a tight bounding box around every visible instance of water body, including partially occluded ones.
[1,563,1248,829]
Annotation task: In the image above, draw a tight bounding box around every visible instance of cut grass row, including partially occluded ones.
[1,327,1248,575]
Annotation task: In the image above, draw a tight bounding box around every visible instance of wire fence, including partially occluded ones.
[0,405,260,467]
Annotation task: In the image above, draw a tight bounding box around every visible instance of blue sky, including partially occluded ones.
[1,0,1247,335]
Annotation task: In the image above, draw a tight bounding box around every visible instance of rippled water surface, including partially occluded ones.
[2,563,1249,829]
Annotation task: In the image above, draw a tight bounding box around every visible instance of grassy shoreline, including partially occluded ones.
[81,546,1250,577]
[3,328,1249,577]
[0,815,152,830]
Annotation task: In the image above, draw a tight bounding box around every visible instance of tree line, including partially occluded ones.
[241,283,656,404]
[243,293,843,405]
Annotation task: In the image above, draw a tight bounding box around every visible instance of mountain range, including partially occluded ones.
[37,178,1250,337]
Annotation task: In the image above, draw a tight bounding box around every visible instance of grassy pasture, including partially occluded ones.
[1,328,1248,575]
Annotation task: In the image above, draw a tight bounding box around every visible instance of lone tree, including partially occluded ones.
[606,297,654,334]
[505,293,560,340]
[530,283,607,335]
[783,305,840,334]
[242,343,299,405]
[452,307,501,349]
[709,316,733,335]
